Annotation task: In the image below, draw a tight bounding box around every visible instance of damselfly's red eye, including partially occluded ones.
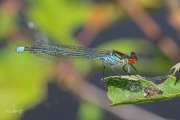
[128,58,136,64]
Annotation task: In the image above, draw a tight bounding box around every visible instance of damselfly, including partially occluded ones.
[16,40,138,74]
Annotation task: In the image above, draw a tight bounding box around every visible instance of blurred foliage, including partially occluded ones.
[73,60,93,76]
[0,0,92,119]
[26,0,90,44]
[0,43,52,120]
[0,0,178,119]
[136,0,164,9]
[0,8,17,41]
[104,75,180,106]
[77,101,103,120]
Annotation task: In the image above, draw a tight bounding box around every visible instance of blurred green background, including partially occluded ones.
[0,0,180,120]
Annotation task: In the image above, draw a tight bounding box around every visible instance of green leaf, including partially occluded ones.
[104,75,180,106]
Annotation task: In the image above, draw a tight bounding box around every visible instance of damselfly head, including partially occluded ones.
[128,52,138,64]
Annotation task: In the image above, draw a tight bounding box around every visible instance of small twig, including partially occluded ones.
[170,62,180,75]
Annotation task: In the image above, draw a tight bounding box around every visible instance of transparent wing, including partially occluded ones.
[26,40,112,61]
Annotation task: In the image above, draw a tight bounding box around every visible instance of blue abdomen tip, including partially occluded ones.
[16,47,25,52]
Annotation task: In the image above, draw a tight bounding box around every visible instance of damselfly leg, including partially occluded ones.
[123,64,127,73]
[122,63,140,79]
[123,64,137,75]
[130,64,138,73]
